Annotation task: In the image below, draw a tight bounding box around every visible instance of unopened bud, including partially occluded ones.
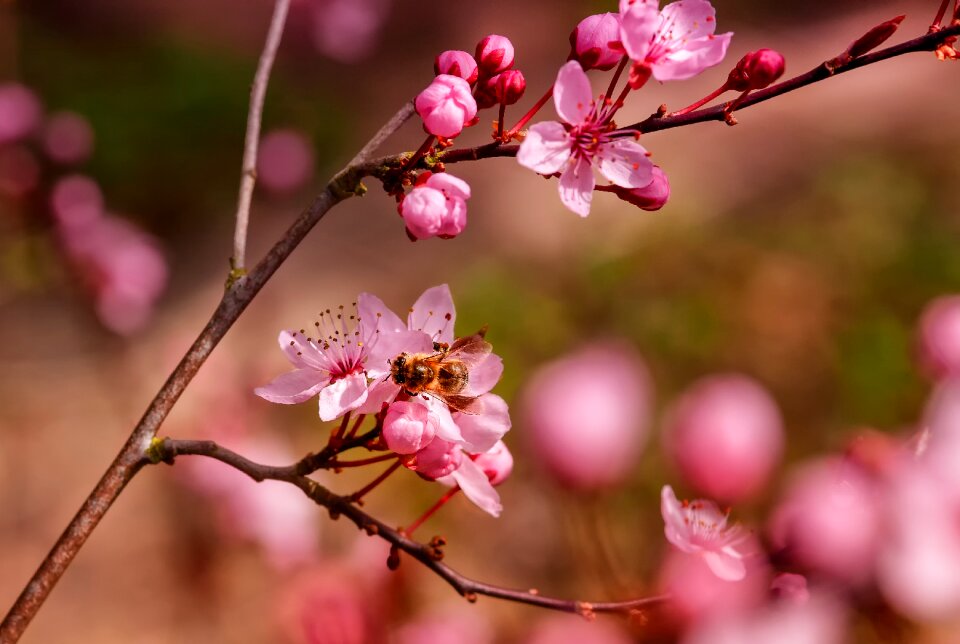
[492,69,526,105]
[569,13,623,71]
[434,50,479,84]
[847,15,905,59]
[611,166,670,211]
[475,35,515,76]
[474,78,499,110]
[727,48,786,92]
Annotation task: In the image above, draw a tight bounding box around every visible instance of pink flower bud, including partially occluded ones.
[42,111,94,165]
[475,35,515,76]
[50,175,104,227]
[664,374,785,503]
[382,401,438,454]
[399,172,470,240]
[522,343,652,490]
[847,15,905,59]
[0,83,42,144]
[415,74,478,138]
[569,13,623,71]
[406,438,463,480]
[474,78,499,110]
[490,70,526,105]
[770,573,810,605]
[434,50,479,84]
[611,165,670,211]
[727,49,786,92]
[257,128,314,194]
[916,295,960,379]
[471,440,513,485]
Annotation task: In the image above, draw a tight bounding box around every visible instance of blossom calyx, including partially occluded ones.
[726,48,785,92]
[415,75,478,138]
[569,13,623,71]
[434,50,479,84]
[475,35,515,76]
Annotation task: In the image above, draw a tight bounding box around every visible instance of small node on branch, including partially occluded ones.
[575,601,597,621]
[656,104,668,118]
[723,112,739,127]
[363,523,379,536]
[145,436,173,465]
[386,545,401,570]
[628,609,650,627]
[464,592,478,603]
[528,588,540,596]
[328,508,341,521]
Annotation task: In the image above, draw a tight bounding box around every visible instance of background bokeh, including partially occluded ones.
[3,0,960,641]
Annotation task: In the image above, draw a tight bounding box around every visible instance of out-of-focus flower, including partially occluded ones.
[475,35,515,76]
[525,613,632,644]
[435,50,479,84]
[570,13,624,71]
[392,609,494,644]
[663,374,785,503]
[522,343,651,490]
[682,594,847,644]
[415,75,478,138]
[726,49,786,92]
[517,61,654,217]
[277,564,379,644]
[768,458,882,585]
[916,295,960,379]
[770,573,810,605]
[41,111,94,165]
[0,83,42,144]
[311,0,390,63]
[659,547,769,622]
[0,145,41,198]
[257,128,314,194]
[661,485,748,581]
[491,69,526,105]
[383,400,438,454]
[400,172,471,240]
[50,175,104,226]
[619,0,733,85]
[609,164,671,211]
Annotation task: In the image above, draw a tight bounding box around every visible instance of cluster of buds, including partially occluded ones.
[256,285,513,517]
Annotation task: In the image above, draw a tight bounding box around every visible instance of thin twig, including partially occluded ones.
[154,439,670,616]
[231,0,291,274]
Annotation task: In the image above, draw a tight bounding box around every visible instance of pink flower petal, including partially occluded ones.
[702,549,747,582]
[365,328,433,379]
[618,0,659,63]
[451,457,502,517]
[597,138,654,188]
[517,121,572,175]
[278,330,324,370]
[357,292,406,335]
[318,373,369,421]
[453,394,511,453]
[558,157,595,217]
[421,396,464,444]
[425,173,471,201]
[255,368,331,404]
[658,0,718,42]
[409,284,457,344]
[652,31,732,82]
[356,379,400,414]
[461,353,504,397]
[553,61,594,125]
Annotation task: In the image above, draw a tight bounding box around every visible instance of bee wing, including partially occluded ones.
[446,333,493,370]
[416,391,481,415]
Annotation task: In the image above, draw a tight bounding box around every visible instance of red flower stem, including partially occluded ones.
[330,411,352,444]
[403,487,460,536]
[343,413,366,441]
[497,102,507,140]
[934,0,951,26]
[349,460,403,502]
[401,135,436,173]
[669,82,730,116]
[503,83,554,139]
[603,56,630,102]
[330,453,398,469]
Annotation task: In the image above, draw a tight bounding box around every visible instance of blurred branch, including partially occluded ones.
[231,0,291,276]
[152,438,670,617]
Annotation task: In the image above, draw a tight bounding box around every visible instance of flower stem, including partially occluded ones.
[404,487,460,536]
[331,453,398,469]
[603,56,630,102]
[497,102,507,140]
[344,413,366,441]
[349,461,403,503]
[401,135,436,173]
[934,0,951,27]
[503,83,554,140]
[331,411,352,444]
[669,83,730,116]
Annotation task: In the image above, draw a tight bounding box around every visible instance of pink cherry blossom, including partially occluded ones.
[522,343,651,490]
[570,13,624,71]
[659,547,768,622]
[382,400,438,454]
[471,439,513,485]
[50,175,104,226]
[414,437,507,517]
[0,83,42,144]
[41,111,94,165]
[517,61,654,217]
[682,594,848,644]
[770,573,810,605]
[619,0,733,83]
[406,436,463,479]
[400,172,471,240]
[310,0,390,63]
[610,164,670,210]
[435,50,479,84]
[490,69,526,105]
[276,565,378,644]
[661,485,748,581]
[526,613,632,644]
[256,128,314,194]
[415,75,478,138]
[393,610,493,644]
[475,35,515,76]
[916,295,960,379]
[664,373,785,503]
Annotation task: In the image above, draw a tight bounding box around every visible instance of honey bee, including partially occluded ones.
[390,327,491,413]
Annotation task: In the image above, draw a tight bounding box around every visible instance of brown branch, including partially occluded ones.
[153,438,669,616]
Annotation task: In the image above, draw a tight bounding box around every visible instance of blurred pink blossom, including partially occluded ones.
[0,145,41,198]
[524,613,632,644]
[682,594,847,644]
[415,75,477,138]
[610,164,671,211]
[659,547,768,623]
[42,111,94,165]
[522,343,651,490]
[619,0,733,85]
[661,485,749,581]
[916,294,960,379]
[570,13,624,71]
[663,373,785,503]
[50,175,104,226]
[475,35,515,77]
[768,458,882,585]
[277,564,378,644]
[434,50,479,84]
[517,61,654,217]
[311,0,390,63]
[770,573,810,605]
[257,128,314,194]
[400,172,471,240]
[0,83,42,144]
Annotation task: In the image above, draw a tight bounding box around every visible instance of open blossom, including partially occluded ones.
[570,13,624,71]
[619,0,733,84]
[661,485,748,581]
[415,75,477,138]
[400,172,470,240]
[517,60,654,217]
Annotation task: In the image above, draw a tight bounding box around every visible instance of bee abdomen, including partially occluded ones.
[437,361,468,394]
